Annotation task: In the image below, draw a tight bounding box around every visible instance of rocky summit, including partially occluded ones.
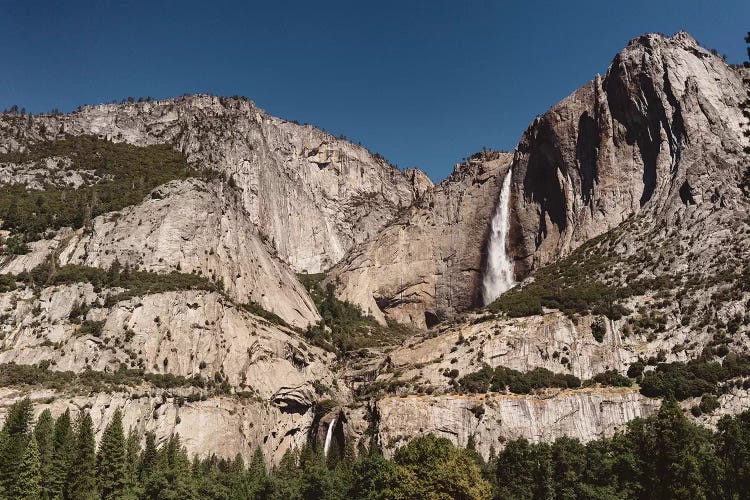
[0,30,749,476]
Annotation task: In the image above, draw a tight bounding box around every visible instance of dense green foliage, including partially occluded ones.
[10,261,219,303]
[486,231,667,320]
[457,353,750,403]
[239,302,288,327]
[97,409,127,499]
[590,369,633,387]
[639,352,750,400]
[0,362,229,395]
[490,398,745,500]
[0,136,197,243]
[457,364,582,394]
[3,398,750,499]
[297,273,414,354]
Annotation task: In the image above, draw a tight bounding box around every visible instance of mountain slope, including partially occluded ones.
[0,31,748,466]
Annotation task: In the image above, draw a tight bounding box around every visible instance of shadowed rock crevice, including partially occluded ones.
[520,119,568,234]
[679,181,696,205]
[576,111,600,205]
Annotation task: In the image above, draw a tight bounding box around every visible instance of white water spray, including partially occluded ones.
[482,169,515,305]
[323,417,336,456]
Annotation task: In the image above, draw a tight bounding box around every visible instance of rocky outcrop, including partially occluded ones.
[0,387,318,466]
[0,286,341,398]
[342,388,659,459]
[509,32,749,276]
[327,151,513,328]
[1,179,320,327]
[380,312,631,388]
[0,95,418,274]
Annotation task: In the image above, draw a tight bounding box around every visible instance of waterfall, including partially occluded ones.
[482,169,515,305]
[323,416,336,456]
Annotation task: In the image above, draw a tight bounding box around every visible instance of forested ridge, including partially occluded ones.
[1,397,750,499]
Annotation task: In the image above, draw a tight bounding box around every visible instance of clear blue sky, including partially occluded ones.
[1,1,748,181]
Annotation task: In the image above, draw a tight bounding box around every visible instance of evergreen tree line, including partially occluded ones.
[2,397,750,499]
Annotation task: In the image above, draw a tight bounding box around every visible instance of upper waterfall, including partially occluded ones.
[481,169,515,305]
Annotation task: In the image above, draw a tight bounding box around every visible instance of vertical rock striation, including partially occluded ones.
[509,32,749,275]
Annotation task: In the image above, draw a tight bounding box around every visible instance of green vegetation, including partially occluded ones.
[453,352,750,400]
[0,274,16,292]
[240,302,287,327]
[0,135,199,243]
[490,399,750,500]
[75,320,105,338]
[0,362,229,395]
[1,259,288,333]
[639,352,750,400]
[2,235,30,255]
[591,317,606,342]
[3,397,750,499]
[457,364,581,394]
[590,369,633,387]
[0,398,490,499]
[488,213,749,326]
[487,232,645,319]
[7,261,218,304]
[297,273,415,354]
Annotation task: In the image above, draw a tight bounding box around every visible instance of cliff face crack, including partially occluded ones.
[554,407,580,424]
[576,111,600,205]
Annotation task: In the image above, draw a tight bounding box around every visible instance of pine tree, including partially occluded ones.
[68,412,98,500]
[144,433,197,500]
[124,428,142,496]
[97,408,127,499]
[0,398,34,495]
[139,431,158,481]
[650,397,723,499]
[33,409,54,499]
[227,453,249,499]
[717,412,750,499]
[14,435,41,499]
[248,446,269,498]
[270,447,303,500]
[49,409,73,499]
[166,434,198,499]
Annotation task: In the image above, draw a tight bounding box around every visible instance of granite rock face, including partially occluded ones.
[328,151,513,328]
[0,285,342,463]
[0,286,340,398]
[367,389,659,459]
[2,179,320,328]
[0,95,418,274]
[508,32,749,276]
